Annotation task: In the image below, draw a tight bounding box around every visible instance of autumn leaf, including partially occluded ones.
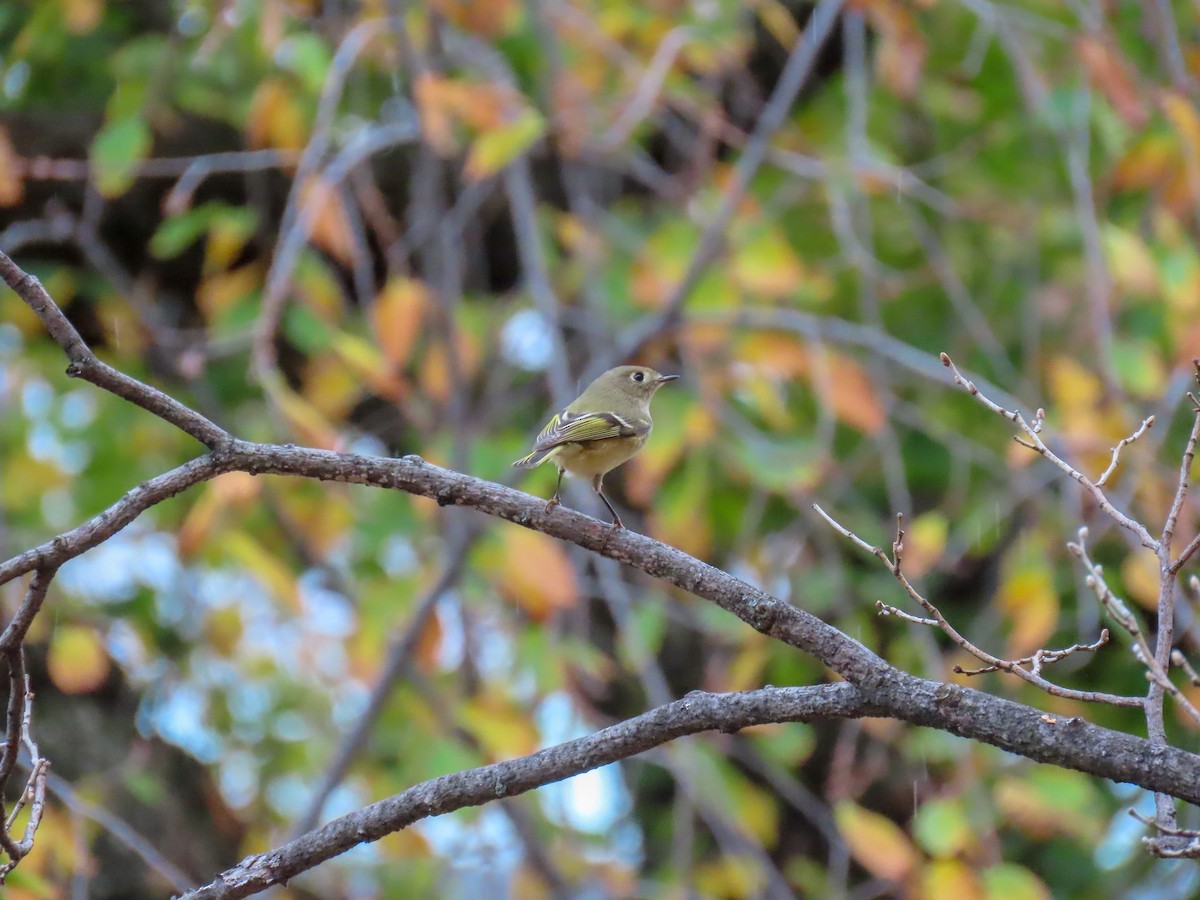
[495,528,579,619]
[835,801,920,883]
[372,278,429,368]
[0,127,24,206]
[48,626,111,694]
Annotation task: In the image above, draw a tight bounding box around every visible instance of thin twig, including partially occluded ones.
[1096,416,1155,487]
[814,505,1135,706]
[941,353,1158,550]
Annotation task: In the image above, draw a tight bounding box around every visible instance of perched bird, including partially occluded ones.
[513,365,679,529]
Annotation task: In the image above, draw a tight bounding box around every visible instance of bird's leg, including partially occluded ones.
[545,468,565,511]
[593,475,625,530]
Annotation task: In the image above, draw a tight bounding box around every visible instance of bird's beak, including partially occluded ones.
[655,374,680,384]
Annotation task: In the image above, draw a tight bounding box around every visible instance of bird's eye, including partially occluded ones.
[632,372,645,382]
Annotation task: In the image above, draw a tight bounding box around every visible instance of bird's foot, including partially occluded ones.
[544,496,561,512]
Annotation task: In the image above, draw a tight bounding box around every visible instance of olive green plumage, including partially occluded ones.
[513,365,678,528]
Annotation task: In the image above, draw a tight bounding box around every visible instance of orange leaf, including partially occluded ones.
[429,0,519,38]
[0,127,23,207]
[835,801,920,883]
[868,0,927,100]
[372,278,429,368]
[1076,36,1147,128]
[496,528,578,620]
[300,176,355,266]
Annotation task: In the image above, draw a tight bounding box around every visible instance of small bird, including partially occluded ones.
[513,365,679,529]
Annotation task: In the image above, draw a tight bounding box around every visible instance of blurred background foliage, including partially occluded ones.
[2,0,1200,897]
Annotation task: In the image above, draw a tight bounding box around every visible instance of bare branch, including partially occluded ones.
[816,505,1135,707]
[607,0,846,368]
[1070,534,1200,727]
[1096,416,1155,487]
[0,250,230,448]
[940,352,1158,550]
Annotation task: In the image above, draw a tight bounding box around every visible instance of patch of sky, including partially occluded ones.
[271,710,311,743]
[219,749,261,809]
[418,806,522,895]
[379,535,419,577]
[299,570,356,638]
[314,640,349,680]
[59,528,182,604]
[436,594,465,670]
[20,378,53,417]
[322,783,365,822]
[153,682,221,763]
[536,692,631,836]
[59,389,97,429]
[501,309,555,371]
[332,682,370,729]
[266,773,313,820]
[347,433,388,458]
[0,323,21,355]
[40,486,75,529]
[106,620,150,672]
[176,5,208,37]
[3,61,29,100]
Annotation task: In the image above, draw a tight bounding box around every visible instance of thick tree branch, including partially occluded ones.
[5,438,1200,809]
[7,253,1200,894]
[180,684,872,899]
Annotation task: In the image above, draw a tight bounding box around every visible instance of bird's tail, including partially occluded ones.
[512,447,554,468]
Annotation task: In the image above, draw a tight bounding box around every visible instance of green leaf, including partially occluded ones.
[464,108,546,180]
[90,116,152,197]
[913,797,972,858]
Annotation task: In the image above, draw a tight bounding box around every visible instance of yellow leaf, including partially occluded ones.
[724,634,771,692]
[464,107,546,180]
[922,860,986,900]
[1163,93,1200,168]
[205,606,244,657]
[303,351,365,420]
[372,278,429,368]
[694,856,767,898]
[732,227,806,298]
[48,625,110,695]
[994,773,1102,841]
[998,543,1059,658]
[268,380,342,449]
[1120,551,1160,611]
[1112,134,1176,192]
[736,334,886,435]
[222,529,300,610]
[835,801,920,883]
[1102,224,1159,296]
[460,693,539,758]
[196,263,262,322]
[495,528,578,620]
[902,512,947,578]
[247,77,308,150]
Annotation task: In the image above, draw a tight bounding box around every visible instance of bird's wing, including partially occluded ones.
[533,410,648,451]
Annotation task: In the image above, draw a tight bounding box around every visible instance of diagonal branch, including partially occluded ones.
[0,250,230,449]
[178,684,878,899]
